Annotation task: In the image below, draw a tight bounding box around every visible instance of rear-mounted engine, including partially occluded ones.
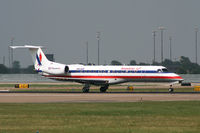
[65,66,69,73]
[44,64,70,75]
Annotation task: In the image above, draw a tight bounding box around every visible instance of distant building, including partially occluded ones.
[46,54,55,62]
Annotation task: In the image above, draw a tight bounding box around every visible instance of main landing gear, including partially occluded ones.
[100,85,109,93]
[82,84,90,93]
[82,84,109,93]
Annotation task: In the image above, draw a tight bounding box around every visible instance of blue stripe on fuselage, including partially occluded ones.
[69,70,169,73]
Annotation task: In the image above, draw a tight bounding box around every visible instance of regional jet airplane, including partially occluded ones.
[11,45,183,92]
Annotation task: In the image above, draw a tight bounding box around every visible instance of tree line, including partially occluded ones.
[0,61,36,74]
[0,56,200,74]
[111,56,200,74]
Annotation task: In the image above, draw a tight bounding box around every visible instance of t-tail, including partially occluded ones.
[10,45,69,75]
[10,45,49,72]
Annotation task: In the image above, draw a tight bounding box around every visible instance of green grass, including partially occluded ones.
[0,84,16,87]
[0,101,200,133]
[0,84,82,88]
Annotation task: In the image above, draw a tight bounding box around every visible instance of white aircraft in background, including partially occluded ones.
[11,45,183,93]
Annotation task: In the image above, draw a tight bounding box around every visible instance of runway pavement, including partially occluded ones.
[0,93,200,103]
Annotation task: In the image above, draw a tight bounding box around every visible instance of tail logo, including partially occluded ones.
[36,53,42,66]
[39,53,42,62]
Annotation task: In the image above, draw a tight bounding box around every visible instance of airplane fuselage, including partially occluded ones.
[43,65,183,85]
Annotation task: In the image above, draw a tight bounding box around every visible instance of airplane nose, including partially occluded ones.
[178,76,184,83]
[175,74,184,82]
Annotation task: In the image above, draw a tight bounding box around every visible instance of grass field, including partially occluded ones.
[0,101,200,133]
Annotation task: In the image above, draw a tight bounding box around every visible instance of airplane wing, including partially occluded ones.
[46,76,108,85]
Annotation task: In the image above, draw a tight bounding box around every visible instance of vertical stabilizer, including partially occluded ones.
[10,45,50,70]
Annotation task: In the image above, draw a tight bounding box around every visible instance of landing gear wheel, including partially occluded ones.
[100,85,109,93]
[100,87,106,93]
[82,87,89,93]
[168,85,174,93]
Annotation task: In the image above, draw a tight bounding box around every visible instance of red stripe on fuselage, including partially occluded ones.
[44,75,182,79]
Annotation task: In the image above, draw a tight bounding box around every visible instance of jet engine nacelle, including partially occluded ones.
[64,66,69,73]
[44,64,69,75]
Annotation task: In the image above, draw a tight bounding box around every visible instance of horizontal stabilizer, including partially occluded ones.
[10,45,43,49]
[11,45,49,70]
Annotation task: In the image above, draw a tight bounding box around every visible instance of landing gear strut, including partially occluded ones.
[169,85,174,92]
[100,85,109,93]
[82,84,90,93]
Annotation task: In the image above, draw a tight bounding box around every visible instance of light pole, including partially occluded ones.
[86,41,88,65]
[8,46,10,68]
[152,30,157,63]
[169,36,172,61]
[195,27,198,64]
[3,56,5,65]
[11,37,14,68]
[96,32,100,65]
[158,27,165,63]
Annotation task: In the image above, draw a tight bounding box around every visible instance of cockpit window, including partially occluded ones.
[157,68,169,73]
[157,69,162,73]
[162,68,168,73]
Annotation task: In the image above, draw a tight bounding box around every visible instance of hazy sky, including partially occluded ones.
[1,0,200,67]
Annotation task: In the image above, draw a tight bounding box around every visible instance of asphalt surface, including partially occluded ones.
[0,91,200,94]
[0,93,200,103]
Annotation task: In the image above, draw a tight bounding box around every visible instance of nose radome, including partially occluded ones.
[174,73,184,81]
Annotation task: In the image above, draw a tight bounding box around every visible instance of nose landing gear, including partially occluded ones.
[169,85,174,92]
